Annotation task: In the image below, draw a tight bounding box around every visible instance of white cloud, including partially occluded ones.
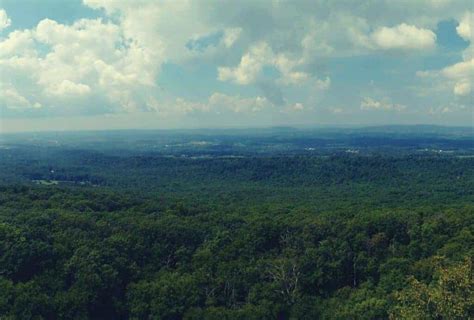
[456,11,472,42]
[290,102,304,111]
[448,12,473,96]
[428,103,468,115]
[0,84,41,109]
[360,97,406,111]
[300,15,437,57]
[415,12,473,99]
[0,30,36,57]
[439,17,473,96]
[0,9,11,31]
[281,72,310,85]
[315,77,331,90]
[301,23,334,58]
[0,16,164,113]
[208,92,271,113]
[441,58,474,79]
[144,92,274,115]
[218,42,273,85]
[45,80,91,97]
[146,96,209,115]
[453,81,471,96]
[218,41,319,88]
[370,24,436,50]
[0,0,472,120]
[223,28,242,48]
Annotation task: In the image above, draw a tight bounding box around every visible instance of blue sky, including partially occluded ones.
[0,0,472,132]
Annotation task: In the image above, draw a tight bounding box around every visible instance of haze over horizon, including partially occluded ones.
[0,0,473,133]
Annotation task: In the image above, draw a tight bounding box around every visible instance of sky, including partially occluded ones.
[0,0,472,132]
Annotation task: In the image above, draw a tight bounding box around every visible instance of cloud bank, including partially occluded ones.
[0,0,472,127]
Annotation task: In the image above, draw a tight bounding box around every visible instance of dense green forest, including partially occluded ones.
[0,128,473,319]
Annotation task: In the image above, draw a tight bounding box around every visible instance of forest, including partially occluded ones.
[0,127,472,319]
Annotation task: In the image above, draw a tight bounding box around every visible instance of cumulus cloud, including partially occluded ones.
[1,2,261,115]
[147,93,272,115]
[417,12,473,97]
[456,11,472,43]
[45,80,91,97]
[0,9,11,31]
[209,93,271,113]
[453,81,471,96]
[0,85,41,109]
[186,28,242,53]
[315,77,331,90]
[217,42,281,85]
[223,28,242,48]
[448,12,473,96]
[370,24,436,50]
[282,72,310,85]
[0,0,472,120]
[442,59,474,96]
[217,41,319,90]
[146,97,208,115]
[442,59,474,80]
[290,102,304,111]
[0,16,163,113]
[0,30,35,57]
[299,15,437,58]
[360,97,406,111]
[428,103,468,115]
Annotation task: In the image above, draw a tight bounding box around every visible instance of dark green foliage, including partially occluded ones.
[0,142,472,319]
